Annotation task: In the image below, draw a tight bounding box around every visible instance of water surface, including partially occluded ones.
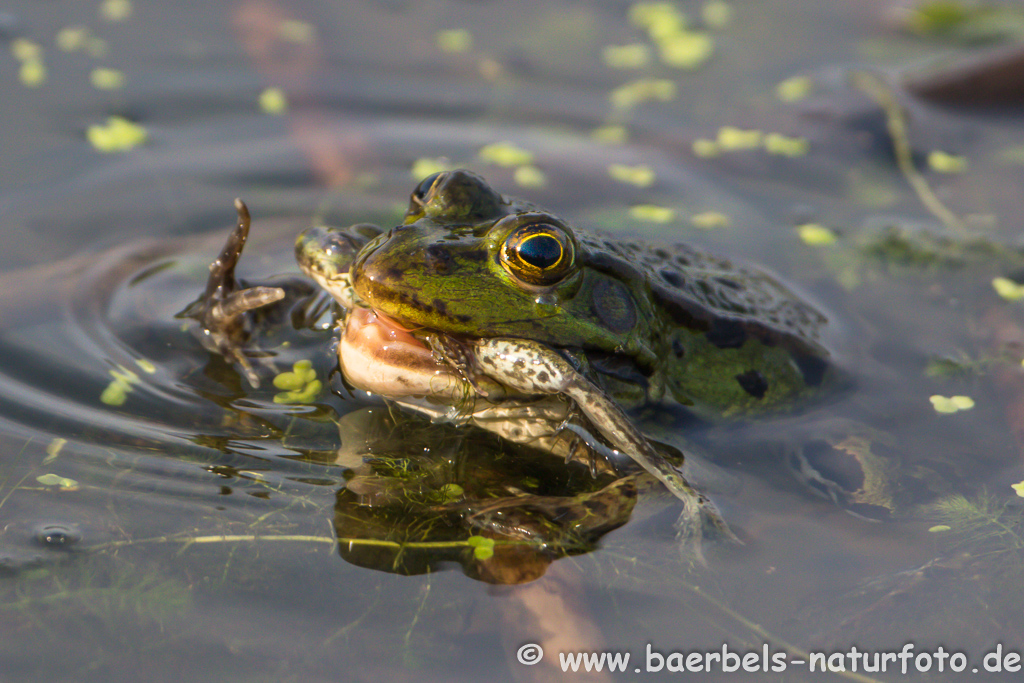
[2,1,1024,681]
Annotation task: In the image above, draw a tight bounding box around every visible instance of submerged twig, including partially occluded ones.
[681,583,889,683]
[852,71,967,236]
[86,532,544,554]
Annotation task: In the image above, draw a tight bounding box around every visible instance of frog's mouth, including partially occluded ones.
[339,306,467,400]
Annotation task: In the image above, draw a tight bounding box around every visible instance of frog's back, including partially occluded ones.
[580,232,832,417]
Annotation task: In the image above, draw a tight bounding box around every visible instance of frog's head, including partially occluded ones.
[346,170,653,359]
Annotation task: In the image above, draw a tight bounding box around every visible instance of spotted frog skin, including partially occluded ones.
[297,170,831,420]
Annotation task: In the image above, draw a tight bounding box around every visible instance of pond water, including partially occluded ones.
[2,1,1024,681]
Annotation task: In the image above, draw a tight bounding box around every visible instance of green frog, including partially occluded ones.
[190,170,836,542]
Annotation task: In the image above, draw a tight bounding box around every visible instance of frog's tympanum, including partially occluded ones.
[192,170,835,557]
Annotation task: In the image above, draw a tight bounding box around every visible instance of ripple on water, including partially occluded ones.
[0,227,347,568]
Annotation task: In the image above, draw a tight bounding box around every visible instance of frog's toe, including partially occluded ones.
[209,286,286,321]
[671,490,742,566]
[224,345,261,388]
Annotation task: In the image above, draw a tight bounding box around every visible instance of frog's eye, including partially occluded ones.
[500,223,576,286]
[410,172,444,208]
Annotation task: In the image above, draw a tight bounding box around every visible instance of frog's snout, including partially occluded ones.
[295,224,378,282]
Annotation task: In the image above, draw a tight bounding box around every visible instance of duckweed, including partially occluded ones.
[776,76,813,102]
[928,150,967,173]
[135,358,156,374]
[692,130,808,158]
[702,0,732,29]
[273,360,322,404]
[44,438,67,464]
[716,126,762,150]
[797,223,837,246]
[259,87,288,115]
[479,142,534,167]
[992,276,1024,301]
[19,60,46,87]
[929,394,975,413]
[411,157,452,179]
[36,473,80,490]
[607,163,655,187]
[610,78,676,109]
[629,3,687,36]
[628,2,714,69]
[602,44,651,69]
[101,365,141,406]
[902,0,1024,42]
[11,38,45,87]
[466,535,495,561]
[87,116,148,153]
[10,37,41,61]
[436,29,473,53]
[691,138,720,158]
[691,211,729,229]
[437,484,464,503]
[657,31,713,69]
[100,0,133,22]
[90,67,125,90]
[630,204,675,223]
[513,165,546,188]
[763,133,809,157]
[56,26,90,52]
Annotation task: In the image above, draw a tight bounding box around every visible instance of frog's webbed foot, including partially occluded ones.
[184,199,286,387]
[672,485,741,565]
[554,406,604,477]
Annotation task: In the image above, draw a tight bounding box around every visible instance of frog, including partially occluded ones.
[190,170,837,545]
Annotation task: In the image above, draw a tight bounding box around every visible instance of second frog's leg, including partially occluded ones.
[182,200,287,387]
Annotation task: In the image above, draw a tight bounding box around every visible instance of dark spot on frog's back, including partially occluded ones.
[432,298,447,316]
[388,290,435,316]
[591,279,636,334]
[735,369,768,399]
[425,245,453,273]
[460,249,487,263]
[377,266,402,283]
[794,351,829,387]
[705,318,747,349]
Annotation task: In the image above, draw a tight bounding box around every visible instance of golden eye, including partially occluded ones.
[500,222,576,286]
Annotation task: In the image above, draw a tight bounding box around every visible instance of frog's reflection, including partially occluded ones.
[325,407,643,584]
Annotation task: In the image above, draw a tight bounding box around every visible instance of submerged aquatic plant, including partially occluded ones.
[925,491,1024,558]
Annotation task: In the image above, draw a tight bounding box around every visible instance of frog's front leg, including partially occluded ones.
[184,200,288,387]
[472,338,739,550]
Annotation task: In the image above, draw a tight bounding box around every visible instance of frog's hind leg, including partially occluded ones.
[183,199,285,387]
